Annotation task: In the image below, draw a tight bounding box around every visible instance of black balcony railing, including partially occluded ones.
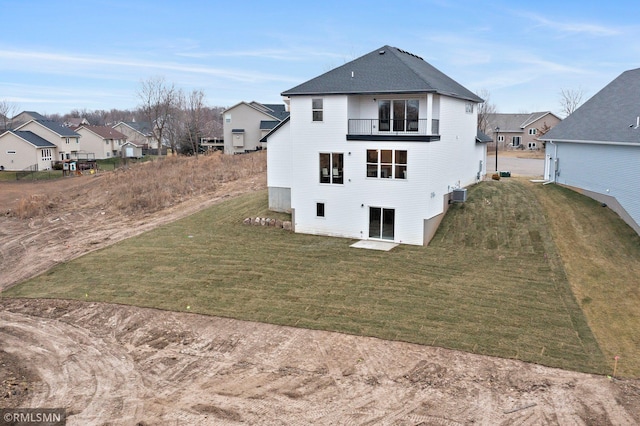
[348,119,439,137]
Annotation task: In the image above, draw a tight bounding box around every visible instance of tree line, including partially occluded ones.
[1,77,226,156]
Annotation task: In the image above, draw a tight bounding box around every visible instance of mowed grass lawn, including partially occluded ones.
[5,179,639,376]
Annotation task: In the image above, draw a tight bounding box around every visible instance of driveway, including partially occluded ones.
[488,155,544,177]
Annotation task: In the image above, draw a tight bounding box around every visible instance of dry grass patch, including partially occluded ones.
[6,151,266,219]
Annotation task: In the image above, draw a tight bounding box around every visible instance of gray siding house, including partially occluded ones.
[540,68,640,235]
[222,102,289,154]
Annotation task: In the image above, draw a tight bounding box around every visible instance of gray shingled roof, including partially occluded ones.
[488,112,557,133]
[119,121,153,136]
[34,120,80,137]
[282,45,483,103]
[11,130,57,147]
[542,68,640,144]
[262,104,290,121]
[476,129,493,143]
[260,120,280,130]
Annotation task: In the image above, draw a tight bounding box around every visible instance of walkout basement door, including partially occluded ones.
[369,207,395,240]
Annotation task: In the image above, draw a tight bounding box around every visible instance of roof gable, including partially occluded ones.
[16,119,80,138]
[542,68,640,144]
[3,130,57,148]
[76,125,127,140]
[114,121,153,136]
[282,45,483,103]
[224,101,290,121]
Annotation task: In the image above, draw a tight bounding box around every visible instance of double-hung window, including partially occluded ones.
[319,153,343,184]
[312,98,323,122]
[366,149,407,179]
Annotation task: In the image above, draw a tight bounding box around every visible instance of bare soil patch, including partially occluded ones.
[1,161,639,424]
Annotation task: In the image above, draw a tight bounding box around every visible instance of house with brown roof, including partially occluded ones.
[74,125,128,159]
[487,112,561,151]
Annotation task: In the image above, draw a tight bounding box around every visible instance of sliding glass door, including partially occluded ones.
[369,207,395,240]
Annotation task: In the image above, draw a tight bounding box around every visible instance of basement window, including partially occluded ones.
[316,202,325,217]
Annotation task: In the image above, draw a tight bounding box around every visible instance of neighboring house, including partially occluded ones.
[222,101,289,154]
[10,111,47,128]
[14,119,81,161]
[65,117,90,127]
[487,112,561,151]
[263,45,487,246]
[112,121,157,150]
[540,68,640,235]
[74,125,128,159]
[0,130,57,171]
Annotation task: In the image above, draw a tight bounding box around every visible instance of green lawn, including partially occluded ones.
[6,179,632,376]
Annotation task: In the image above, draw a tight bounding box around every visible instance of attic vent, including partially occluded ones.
[379,50,385,55]
[451,188,467,203]
[395,47,424,61]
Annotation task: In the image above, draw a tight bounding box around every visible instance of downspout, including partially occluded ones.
[550,140,558,182]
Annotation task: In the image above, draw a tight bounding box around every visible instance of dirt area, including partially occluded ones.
[1,169,639,425]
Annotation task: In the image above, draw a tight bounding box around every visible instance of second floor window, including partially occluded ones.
[528,128,537,135]
[319,152,343,184]
[367,149,407,179]
[312,98,323,122]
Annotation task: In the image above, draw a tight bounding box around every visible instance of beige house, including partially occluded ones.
[74,125,127,159]
[10,111,47,128]
[487,112,561,151]
[15,119,81,161]
[0,130,57,171]
[222,101,289,154]
[112,121,157,150]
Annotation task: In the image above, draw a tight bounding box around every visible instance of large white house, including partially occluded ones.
[264,45,487,246]
[541,68,640,235]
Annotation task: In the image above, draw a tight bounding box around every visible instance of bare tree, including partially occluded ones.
[476,89,497,134]
[0,100,19,130]
[137,76,179,156]
[184,89,207,156]
[559,88,585,118]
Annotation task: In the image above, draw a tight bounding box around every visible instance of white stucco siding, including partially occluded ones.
[553,142,640,231]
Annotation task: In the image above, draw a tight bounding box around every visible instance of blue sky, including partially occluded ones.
[1,0,637,116]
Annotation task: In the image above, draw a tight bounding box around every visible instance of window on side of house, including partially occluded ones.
[498,135,505,142]
[316,202,325,217]
[312,98,323,122]
[512,136,521,146]
[528,128,537,135]
[366,149,407,179]
[319,152,343,184]
[465,103,474,113]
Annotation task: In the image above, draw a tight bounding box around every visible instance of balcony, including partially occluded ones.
[347,119,440,142]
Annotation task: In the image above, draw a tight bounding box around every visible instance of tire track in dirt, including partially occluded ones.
[0,310,146,423]
[4,299,638,425]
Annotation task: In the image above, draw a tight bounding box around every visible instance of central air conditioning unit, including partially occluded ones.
[451,188,467,203]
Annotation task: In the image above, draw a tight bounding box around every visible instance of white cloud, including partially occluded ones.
[516,11,620,36]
